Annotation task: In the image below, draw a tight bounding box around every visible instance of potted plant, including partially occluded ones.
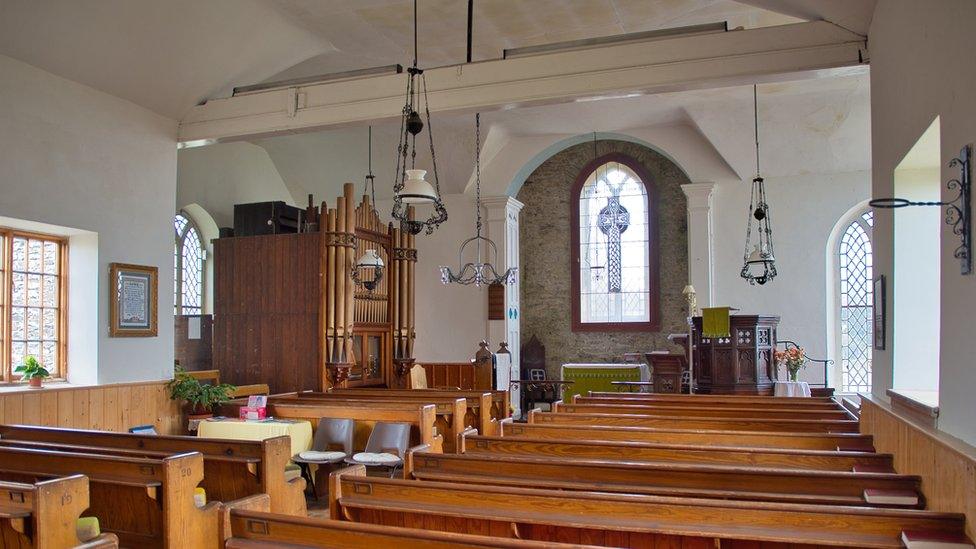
[15,355,51,388]
[774,346,807,382]
[167,366,236,420]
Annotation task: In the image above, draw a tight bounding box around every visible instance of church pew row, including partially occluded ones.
[457,430,894,472]
[329,387,512,428]
[223,507,601,549]
[404,450,921,507]
[0,475,119,549]
[530,409,861,433]
[562,400,855,420]
[585,392,844,407]
[0,446,219,549]
[0,424,306,516]
[576,394,846,411]
[501,419,875,451]
[247,400,444,452]
[271,392,472,451]
[329,466,969,548]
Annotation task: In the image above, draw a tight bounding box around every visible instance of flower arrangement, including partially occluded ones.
[774,347,807,382]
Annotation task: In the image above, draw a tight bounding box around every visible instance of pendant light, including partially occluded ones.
[391,0,448,235]
[439,113,517,287]
[740,84,777,285]
[351,126,385,293]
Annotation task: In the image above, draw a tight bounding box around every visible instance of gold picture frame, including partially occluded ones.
[109,263,158,337]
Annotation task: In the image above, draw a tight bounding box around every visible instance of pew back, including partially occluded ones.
[561,401,853,420]
[531,409,861,433]
[0,475,117,549]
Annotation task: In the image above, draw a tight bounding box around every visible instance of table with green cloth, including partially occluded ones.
[561,363,649,400]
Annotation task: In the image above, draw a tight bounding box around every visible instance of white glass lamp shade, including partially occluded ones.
[745,245,775,265]
[356,249,384,268]
[398,169,437,204]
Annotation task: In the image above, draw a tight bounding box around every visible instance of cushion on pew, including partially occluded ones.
[76,517,100,542]
[284,464,302,482]
[194,487,207,508]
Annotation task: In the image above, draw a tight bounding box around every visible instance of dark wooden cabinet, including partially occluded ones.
[645,352,686,394]
[691,315,779,395]
[233,201,302,237]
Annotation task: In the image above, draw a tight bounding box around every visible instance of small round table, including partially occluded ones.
[773,380,811,397]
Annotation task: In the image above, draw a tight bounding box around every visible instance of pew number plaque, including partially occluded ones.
[109,262,158,337]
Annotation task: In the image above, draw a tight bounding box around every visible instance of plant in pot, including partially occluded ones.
[15,355,51,388]
[167,366,236,420]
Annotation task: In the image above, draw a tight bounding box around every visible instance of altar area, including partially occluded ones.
[560,363,651,400]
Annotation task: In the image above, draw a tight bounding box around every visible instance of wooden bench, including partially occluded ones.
[253,400,443,453]
[500,419,876,451]
[458,430,894,472]
[275,392,471,452]
[223,504,601,548]
[0,475,119,548]
[563,400,855,420]
[404,450,922,507]
[327,388,510,433]
[0,424,305,516]
[531,409,861,433]
[0,446,219,548]
[329,466,969,548]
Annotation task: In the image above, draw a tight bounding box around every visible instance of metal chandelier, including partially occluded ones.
[740,84,777,285]
[439,113,517,287]
[351,126,385,293]
[390,0,448,236]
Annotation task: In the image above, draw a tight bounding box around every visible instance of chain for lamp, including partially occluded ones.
[439,113,518,287]
[740,85,777,285]
[351,125,384,292]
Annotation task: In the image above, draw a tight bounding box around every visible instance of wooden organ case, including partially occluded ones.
[690,315,779,395]
[213,183,417,393]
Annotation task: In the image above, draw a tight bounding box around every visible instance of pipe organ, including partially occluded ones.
[213,183,417,393]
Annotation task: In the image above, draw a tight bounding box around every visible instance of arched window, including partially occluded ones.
[837,210,873,393]
[571,153,658,331]
[174,212,204,315]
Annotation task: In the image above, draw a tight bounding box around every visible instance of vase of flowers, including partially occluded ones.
[774,347,806,382]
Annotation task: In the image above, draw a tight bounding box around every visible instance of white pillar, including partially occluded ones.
[483,196,524,417]
[681,183,715,307]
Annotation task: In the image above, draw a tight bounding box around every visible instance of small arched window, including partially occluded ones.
[837,210,873,393]
[174,212,204,315]
[571,153,658,331]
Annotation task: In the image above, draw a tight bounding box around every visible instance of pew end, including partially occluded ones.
[526,408,541,423]
[162,452,222,549]
[218,494,272,543]
[405,443,433,479]
[329,465,368,521]
[456,427,478,454]
[259,435,307,516]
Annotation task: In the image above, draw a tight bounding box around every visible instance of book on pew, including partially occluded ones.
[863,488,919,506]
[901,529,974,549]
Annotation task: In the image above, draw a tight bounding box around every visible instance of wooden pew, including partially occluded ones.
[577,393,844,409]
[0,475,119,548]
[564,400,855,420]
[275,393,470,452]
[327,388,510,433]
[223,506,602,548]
[0,446,219,548]
[531,409,861,433]
[458,430,894,472]
[585,392,842,407]
[259,400,443,453]
[404,450,922,507]
[500,419,876,451]
[0,424,305,516]
[329,466,970,548]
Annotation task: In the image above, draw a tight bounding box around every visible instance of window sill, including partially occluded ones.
[0,380,86,395]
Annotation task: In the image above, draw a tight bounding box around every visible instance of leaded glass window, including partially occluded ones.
[577,160,652,325]
[838,211,873,393]
[174,213,204,315]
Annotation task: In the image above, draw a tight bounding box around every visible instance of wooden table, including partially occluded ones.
[197,419,313,457]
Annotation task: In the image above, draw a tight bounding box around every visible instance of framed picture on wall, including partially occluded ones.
[873,275,886,350]
[110,263,158,337]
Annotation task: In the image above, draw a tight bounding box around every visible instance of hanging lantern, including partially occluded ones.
[350,126,386,293]
[439,113,517,287]
[391,0,448,235]
[741,85,777,286]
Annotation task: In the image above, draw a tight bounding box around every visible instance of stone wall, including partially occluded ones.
[517,139,689,377]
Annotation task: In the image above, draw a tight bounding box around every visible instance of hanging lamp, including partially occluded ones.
[439,113,517,287]
[583,133,607,284]
[351,126,385,292]
[740,84,777,285]
[390,0,448,235]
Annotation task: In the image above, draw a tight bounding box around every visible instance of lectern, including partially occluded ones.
[690,315,779,395]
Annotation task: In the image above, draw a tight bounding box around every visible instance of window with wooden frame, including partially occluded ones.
[1,229,67,381]
[571,153,660,332]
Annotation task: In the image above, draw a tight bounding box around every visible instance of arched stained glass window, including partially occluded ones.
[838,210,873,393]
[571,153,659,331]
[174,213,204,315]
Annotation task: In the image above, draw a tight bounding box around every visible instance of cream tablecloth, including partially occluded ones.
[197,419,313,457]
[773,381,811,398]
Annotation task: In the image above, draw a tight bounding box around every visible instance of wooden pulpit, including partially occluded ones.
[690,315,779,395]
[645,352,687,394]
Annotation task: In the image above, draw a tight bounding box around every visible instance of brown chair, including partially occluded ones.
[409,364,428,389]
